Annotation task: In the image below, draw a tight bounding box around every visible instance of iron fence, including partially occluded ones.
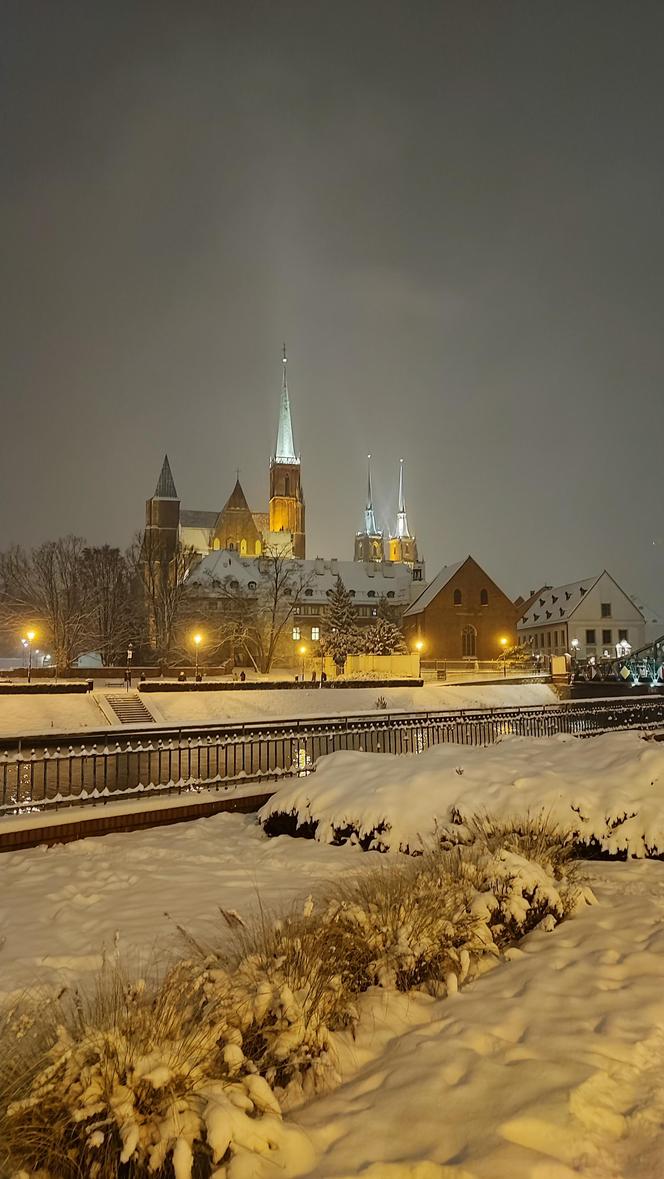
[2,696,664,816]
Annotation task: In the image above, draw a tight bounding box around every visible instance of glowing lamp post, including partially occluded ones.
[414,638,424,670]
[193,633,202,679]
[499,636,508,678]
[25,630,36,684]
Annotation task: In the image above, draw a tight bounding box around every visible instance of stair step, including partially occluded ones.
[106,693,155,725]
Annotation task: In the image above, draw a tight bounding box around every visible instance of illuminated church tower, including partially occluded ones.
[268,346,306,557]
[354,454,385,563]
[145,454,180,558]
[388,458,419,565]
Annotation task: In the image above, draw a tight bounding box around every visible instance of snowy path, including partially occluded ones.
[268,860,664,1179]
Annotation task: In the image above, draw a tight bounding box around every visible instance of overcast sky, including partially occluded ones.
[1,0,663,610]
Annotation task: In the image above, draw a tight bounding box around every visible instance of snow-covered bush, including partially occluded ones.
[259,732,664,859]
[0,825,591,1179]
[0,964,286,1179]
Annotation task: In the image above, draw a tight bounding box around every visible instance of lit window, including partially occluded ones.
[255,540,262,555]
[292,626,301,641]
[213,538,220,551]
[240,539,247,555]
[311,626,320,641]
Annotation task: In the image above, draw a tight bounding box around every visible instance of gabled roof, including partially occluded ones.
[403,558,467,616]
[518,575,601,627]
[221,478,251,514]
[153,455,178,499]
[187,552,414,603]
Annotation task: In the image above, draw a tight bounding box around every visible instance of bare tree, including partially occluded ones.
[80,545,137,666]
[0,537,93,668]
[137,529,198,664]
[190,544,315,673]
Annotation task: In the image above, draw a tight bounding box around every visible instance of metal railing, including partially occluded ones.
[2,696,664,817]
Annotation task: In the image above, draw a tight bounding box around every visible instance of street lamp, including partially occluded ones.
[25,629,36,684]
[299,644,307,680]
[499,636,508,678]
[193,632,202,679]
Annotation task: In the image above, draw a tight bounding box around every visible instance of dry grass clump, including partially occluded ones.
[0,814,590,1179]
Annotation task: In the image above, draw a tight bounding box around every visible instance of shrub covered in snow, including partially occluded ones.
[259,731,664,858]
[0,825,591,1179]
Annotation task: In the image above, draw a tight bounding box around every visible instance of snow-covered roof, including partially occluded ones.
[518,575,601,628]
[403,558,467,616]
[188,552,414,603]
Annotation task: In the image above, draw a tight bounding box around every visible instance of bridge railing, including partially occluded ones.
[2,696,663,816]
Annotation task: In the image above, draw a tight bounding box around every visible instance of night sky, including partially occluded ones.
[2,1,663,610]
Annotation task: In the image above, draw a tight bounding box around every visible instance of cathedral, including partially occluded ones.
[144,349,423,576]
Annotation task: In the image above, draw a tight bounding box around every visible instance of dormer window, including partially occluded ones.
[305,588,313,597]
[367,590,376,598]
[248,580,256,590]
[386,591,395,599]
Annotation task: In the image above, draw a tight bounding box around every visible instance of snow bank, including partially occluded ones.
[259,730,664,857]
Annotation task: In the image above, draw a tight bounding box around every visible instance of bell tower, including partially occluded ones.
[389,458,419,565]
[268,345,305,557]
[354,454,385,563]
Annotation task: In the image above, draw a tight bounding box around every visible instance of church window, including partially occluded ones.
[255,540,262,555]
[453,589,462,606]
[480,588,489,605]
[285,475,291,497]
[461,625,477,658]
[311,626,320,641]
[240,539,247,555]
[228,542,235,551]
[213,538,220,551]
[412,568,422,581]
[292,625,301,640]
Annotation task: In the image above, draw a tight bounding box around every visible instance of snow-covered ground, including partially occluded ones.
[0,812,369,1003]
[0,682,557,738]
[1,809,664,1176]
[257,859,664,1179]
[261,729,664,857]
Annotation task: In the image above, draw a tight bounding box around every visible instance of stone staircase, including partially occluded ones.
[105,692,155,725]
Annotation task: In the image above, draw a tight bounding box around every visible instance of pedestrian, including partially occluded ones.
[239,670,246,682]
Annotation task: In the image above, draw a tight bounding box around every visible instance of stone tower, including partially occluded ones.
[388,458,419,565]
[268,345,306,557]
[145,455,180,557]
[354,454,385,563]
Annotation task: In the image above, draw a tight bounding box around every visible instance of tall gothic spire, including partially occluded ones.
[364,454,380,536]
[394,457,412,538]
[154,454,178,499]
[274,343,298,463]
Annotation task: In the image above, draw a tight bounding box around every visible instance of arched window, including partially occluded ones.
[213,538,220,551]
[254,540,262,555]
[240,539,247,556]
[453,589,462,606]
[228,542,235,551]
[462,625,477,658]
[480,588,489,605]
[367,590,376,598]
[284,475,291,497]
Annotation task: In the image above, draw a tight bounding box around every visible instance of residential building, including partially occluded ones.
[517,571,646,658]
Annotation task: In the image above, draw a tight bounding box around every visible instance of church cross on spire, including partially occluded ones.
[274,343,298,464]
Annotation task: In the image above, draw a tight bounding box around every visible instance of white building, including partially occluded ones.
[517,571,646,660]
